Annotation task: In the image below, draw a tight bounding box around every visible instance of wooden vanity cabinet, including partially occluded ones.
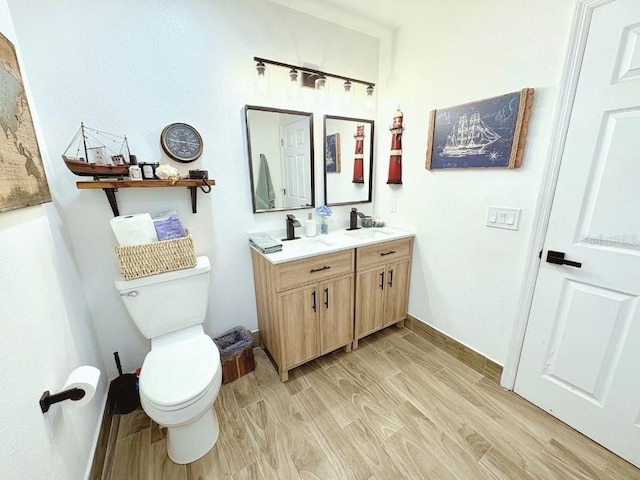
[354,238,413,348]
[250,249,354,381]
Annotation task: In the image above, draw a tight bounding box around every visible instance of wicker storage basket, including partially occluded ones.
[115,233,197,280]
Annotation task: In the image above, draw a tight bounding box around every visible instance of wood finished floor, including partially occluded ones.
[108,326,640,479]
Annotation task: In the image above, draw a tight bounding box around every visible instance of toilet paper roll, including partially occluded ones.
[110,213,158,246]
[62,366,101,409]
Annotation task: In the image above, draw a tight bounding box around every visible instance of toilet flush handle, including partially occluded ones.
[120,290,139,297]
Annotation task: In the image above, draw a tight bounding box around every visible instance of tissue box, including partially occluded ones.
[115,232,196,280]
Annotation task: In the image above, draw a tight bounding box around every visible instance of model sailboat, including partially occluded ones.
[443,112,500,157]
[62,123,132,178]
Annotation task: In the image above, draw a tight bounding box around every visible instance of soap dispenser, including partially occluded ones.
[305,212,317,237]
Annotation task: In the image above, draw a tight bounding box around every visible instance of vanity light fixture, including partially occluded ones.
[343,80,352,105]
[253,56,375,101]
[315,75,327,90]
[366,84,375,111]
[255,61,267,93]
[289,68,299,97]
[289,68,299,84]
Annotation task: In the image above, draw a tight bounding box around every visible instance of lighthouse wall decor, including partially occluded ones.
[426,88,534,170]
[387,108,404,184]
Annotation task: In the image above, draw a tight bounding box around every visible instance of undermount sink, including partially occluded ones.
[342,228,393,239]
[282,236,334,251]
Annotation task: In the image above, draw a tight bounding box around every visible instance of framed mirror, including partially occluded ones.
[323,115,374,206]
[245,105,315,213]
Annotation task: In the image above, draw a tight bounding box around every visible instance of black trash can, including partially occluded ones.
[212,327,255,384]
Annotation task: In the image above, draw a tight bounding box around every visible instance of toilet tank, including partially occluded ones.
[115,256,211,339]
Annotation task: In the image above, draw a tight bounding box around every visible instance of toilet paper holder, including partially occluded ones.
[39,388,86,413]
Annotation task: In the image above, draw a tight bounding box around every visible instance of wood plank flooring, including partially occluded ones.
[108,326,639,479]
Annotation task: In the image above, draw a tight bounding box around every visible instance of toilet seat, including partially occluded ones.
[140,333,220,411]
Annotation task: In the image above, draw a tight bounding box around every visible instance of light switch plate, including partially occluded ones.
[487,207,521,230]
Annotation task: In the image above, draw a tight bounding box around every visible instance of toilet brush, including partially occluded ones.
[111,351,140,414]
[114,351,124,376]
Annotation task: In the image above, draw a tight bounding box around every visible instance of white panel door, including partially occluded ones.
[281,118,311,208]
[515,0,640,467]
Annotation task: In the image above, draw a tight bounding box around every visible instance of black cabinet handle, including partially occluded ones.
[380,250,396,256]
[312,291,316,312]
[324,288,329,308]
[546,250,582,268]
[388,269,394,287]
[379,271,385,290]
[310,266,331,273]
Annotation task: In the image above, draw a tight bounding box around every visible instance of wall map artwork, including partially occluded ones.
[0,33,51,213]
[426,88,534,170]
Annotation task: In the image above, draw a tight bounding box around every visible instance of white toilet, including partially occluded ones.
[115,256,222,464]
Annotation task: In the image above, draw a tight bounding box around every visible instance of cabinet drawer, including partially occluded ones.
[275,250,354,291]
[356,238,412,271]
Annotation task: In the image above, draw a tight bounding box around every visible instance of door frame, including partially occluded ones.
[501,0,616,390]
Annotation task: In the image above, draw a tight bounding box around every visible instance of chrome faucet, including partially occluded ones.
[283,214,301,241]
[348,208,366,230]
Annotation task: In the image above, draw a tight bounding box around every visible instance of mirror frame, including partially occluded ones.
[245,105,315,213]
[323,115,374,207]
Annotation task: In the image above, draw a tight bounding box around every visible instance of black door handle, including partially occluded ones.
[546,250,582,268]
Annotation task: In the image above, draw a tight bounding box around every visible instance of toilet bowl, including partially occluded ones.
[115,257,222,464]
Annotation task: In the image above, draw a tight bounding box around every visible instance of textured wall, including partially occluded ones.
[0,2,107,478]
[373,0,576,363]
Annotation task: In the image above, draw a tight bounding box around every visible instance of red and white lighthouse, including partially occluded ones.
[352,123,365,183]
[387,108,404,184]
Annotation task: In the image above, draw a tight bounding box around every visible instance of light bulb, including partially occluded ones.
[315,76,327,90]
[256,61,266,94]
[366,85,374,111]
[289,69,299,98]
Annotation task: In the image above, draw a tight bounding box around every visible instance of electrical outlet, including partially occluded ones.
[390,199,397,213]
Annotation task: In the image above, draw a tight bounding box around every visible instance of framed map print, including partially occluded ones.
[0,32,51,213]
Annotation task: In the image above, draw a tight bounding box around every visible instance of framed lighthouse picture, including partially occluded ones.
[426,88,534,170]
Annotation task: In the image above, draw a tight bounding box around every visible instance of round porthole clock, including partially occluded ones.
[160,123,203,163]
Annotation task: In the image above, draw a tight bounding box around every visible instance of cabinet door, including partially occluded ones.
[383,258,410,327]
[355,267,385,338]
[319,274,354,355]
[279,285,319,368]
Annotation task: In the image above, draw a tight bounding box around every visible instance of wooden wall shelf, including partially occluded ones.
[76,179,215,216]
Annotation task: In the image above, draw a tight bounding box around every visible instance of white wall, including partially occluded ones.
[7,0,379,378]
[374,0,576,363]
[0,2,107,478]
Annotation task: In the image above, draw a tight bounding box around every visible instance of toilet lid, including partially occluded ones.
[140,334,220,408]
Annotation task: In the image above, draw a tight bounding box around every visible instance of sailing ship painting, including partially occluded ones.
[62,123,132,178]
[443,111,500,157]
[326,133,341,173]
[426,89,534,169]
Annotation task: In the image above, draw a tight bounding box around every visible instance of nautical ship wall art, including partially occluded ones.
[426,88,534,170]
[62,122,132,179]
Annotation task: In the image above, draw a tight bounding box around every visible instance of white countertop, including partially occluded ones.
[250,226,414,264]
